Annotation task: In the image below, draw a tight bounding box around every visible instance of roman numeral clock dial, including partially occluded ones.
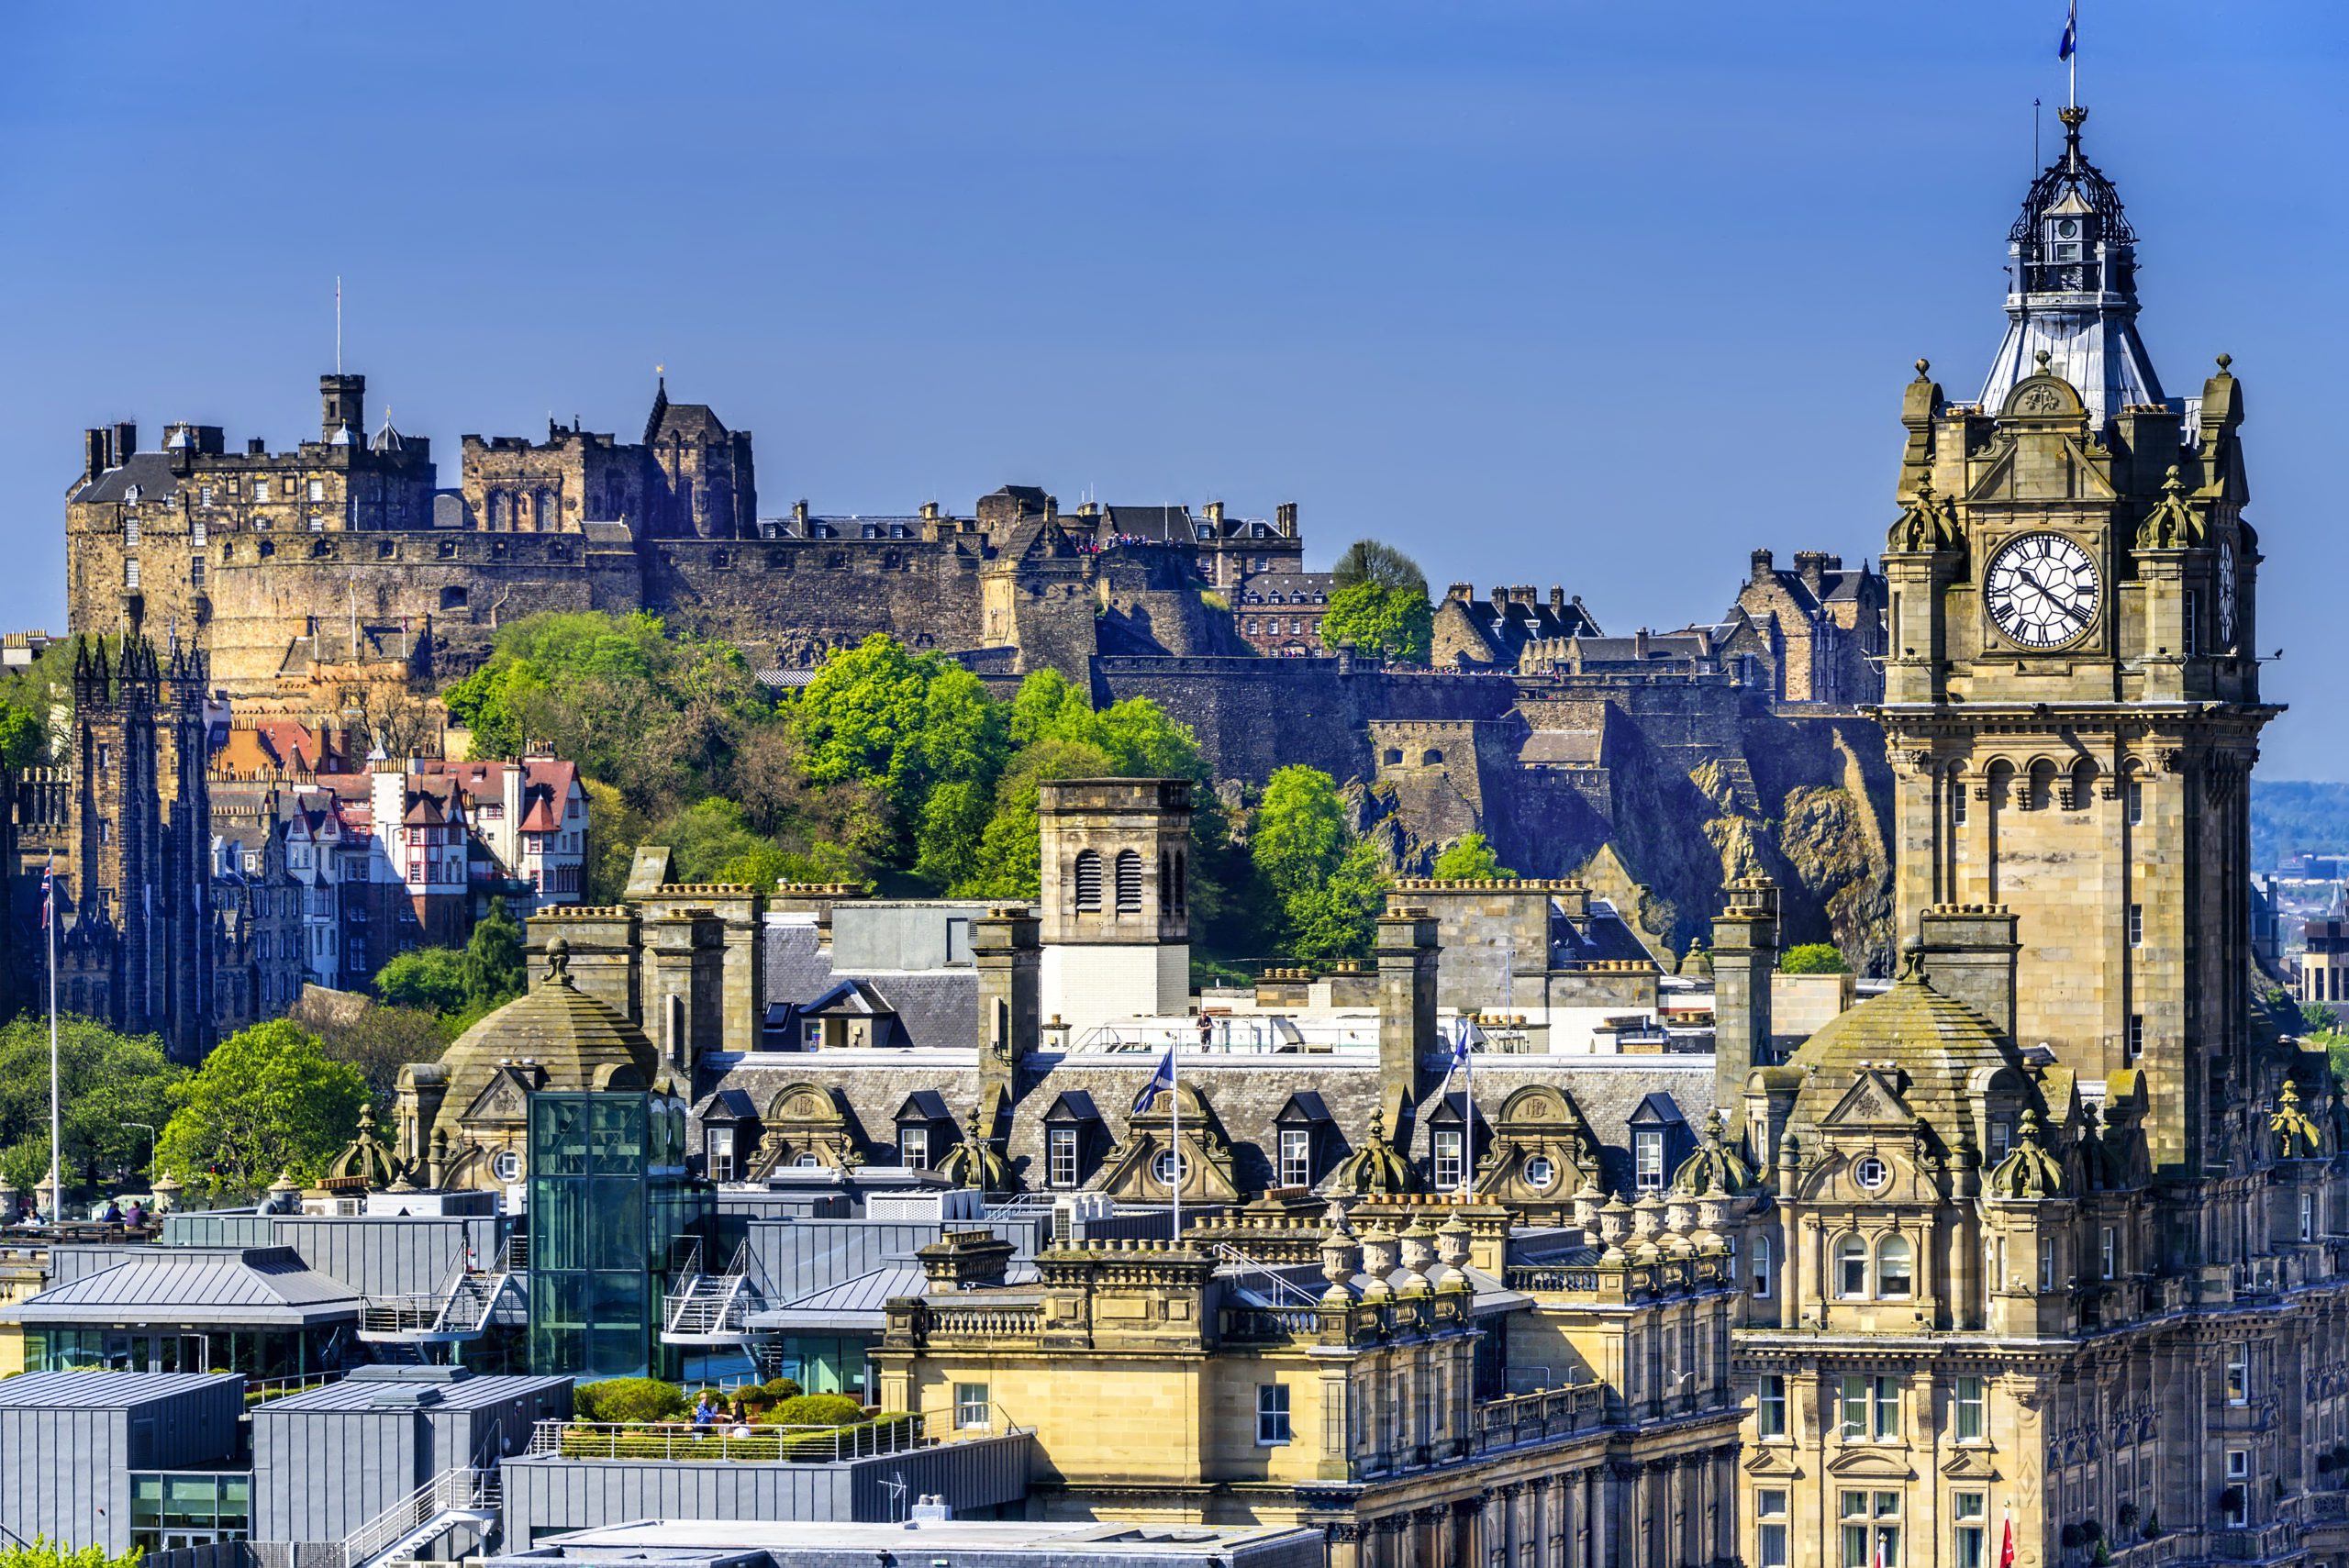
[1984,531,2100,650]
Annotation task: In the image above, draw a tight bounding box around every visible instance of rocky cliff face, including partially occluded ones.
[1357,700,1897,974]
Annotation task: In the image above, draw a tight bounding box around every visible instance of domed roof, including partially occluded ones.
[1786,945,2024,1140]
[428,938,681,1143]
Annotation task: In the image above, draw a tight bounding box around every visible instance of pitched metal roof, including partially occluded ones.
[0,1370,241,1407]
[5,1247,363,1328]
[257,1370,571,1413]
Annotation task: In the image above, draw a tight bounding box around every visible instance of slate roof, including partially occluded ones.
[1786,958,2027,1139]
[430,951,682,1146]
[6,1247,362,1328]
[751,1261,1043,1332]
[72,453,180,505]
[1238,573,1334,606]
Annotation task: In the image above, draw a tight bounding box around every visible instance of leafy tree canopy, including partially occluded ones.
[1320,581,1433,664]
[156,1020,368,1199]
[0,1537,146,1568]
[1780,942,1852,975]
[1252,765,1353,902]
[292,994,450,1104]
[0,1016,184,1181]
[376,947,470,1016]
[1431,832,1516,881]
[461,898,528,1013]
[1330,539,1430,597]
[442,611,772,816]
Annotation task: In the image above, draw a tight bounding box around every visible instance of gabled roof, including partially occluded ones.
[6,1247,362,1328]
[1273,1091,1332,1124]
[1041,1090,1101,1124]
[1628,1092,1687,1127]
[895,1089,952,1123]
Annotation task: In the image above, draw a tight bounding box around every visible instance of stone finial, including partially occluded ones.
[543,935,573,987]
[1435,1214,1474,1269]
[1914,358,1931,379]
[1360,1222,1400,1278]
[1398,1218,1437,1274]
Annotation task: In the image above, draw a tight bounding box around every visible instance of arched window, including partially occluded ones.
[1174,851,1187,913]
[1074,850,1102,913]
[1752,1233,1773,1298]
[486,491,507,530]
[1383,748,1404,765]
[533,488,555,532]
[1836,1235,1869,1298]
[1876,1235,1914,1298]
[1422,748,1444,765]
[1114,850,1141,914]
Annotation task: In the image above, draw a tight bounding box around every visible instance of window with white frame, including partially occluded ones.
[1752,1232,1773,1298]
[1255,1384,1291,1445]
[307,479,326,502]
[124,558,139,589]
[2302,1194,2317,1242]
[1840,1376,1869,1440]
[1635,1130,1665,1191]
[898,1126,930,1171]
[2039,1235,2058,1292]
[2129,903,2144,945]
[1757,1489,1789,1568]
[2126,777,2143,825]
[1955,1375,1984,1441]
[1047,1126,1079,1188]
[1876,1235,1913,1297]
[1432,1129,1464,1191]
[1757,1374,1787,1439]
[1277,1128,1313,1188]
[1837,1234,1869,1298]
[123,516,139,547]
[252,479,271,501]
[953,1383,990,1430]
[2100,1226,2118,1280]
[2226,1346,2249,1406]
[1842,1490,1900,1568]
[1954,1491,1987,1568]
[704,1127,735,1182]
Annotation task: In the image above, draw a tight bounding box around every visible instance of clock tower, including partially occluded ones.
[1876,106,2274,1185]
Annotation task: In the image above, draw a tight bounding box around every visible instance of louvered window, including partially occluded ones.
[1114,850,1141,913]
[1074,850,1101,912]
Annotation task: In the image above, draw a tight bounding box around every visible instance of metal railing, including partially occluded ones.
[245,1371,344,1405]
[359,1265,511,1340]
[527,1413,929,1463]
[662,1239,757,1340]
[1211,1243,1320,1307]
[328,1466,497,1568]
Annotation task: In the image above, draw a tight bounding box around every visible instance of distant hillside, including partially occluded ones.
[2252,780,2349,872]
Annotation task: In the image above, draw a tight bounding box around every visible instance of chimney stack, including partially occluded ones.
[112,422,139,465]
[1916,906,2020,1041]
[1276,501,1297,537]
[319,373,365,441]
[1710,875,1780,1139]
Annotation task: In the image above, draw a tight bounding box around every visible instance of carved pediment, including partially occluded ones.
[1822,1070,1917,1130]
[1093,1084,1241,1206]
[765,1083,850,1131]
[1743,1446,1805,1479]
[1825,1448,1920,1481]
[462,1065,537,1127]
[1941,1446,2001,1480]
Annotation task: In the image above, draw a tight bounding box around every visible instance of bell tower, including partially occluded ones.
[1876,106,2275,1188]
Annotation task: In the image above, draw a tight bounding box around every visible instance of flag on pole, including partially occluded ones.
[1999,1513,2015,1568]
[2059,1,2076,61]
[1443,1016,1486,1084]
[1132,1046,1177,1114]
[39,859,52,929]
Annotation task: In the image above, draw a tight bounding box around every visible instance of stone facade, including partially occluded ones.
[1727,549,1888,706]
[1725,104,2349,1568]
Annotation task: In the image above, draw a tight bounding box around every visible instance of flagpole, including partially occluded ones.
[47,860,61,1223]
[1170,1033,1182,1242]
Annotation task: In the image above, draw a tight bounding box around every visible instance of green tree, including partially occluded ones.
[581,777,648,905]
[0,1535,145,1568]
[0,1016,184,1184]
[1780,942,1852,975]
[1252,766,1353,901]
[462,898,527,1012]
[2300,1001,2339,1036]
[1431,832,1516,880]
[1330,539,1430,598]
[1319,581,1433,663]
[292,994,451,1103]
[156,1020,368,1199]
[0,1135,51,1203]
[1286,839,1389,964]
[375,948,470,1015]
[957,737,1119,899]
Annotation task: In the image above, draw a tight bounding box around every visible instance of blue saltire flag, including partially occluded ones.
[1132,1046,1176,1114]
[2059,2,2076,61]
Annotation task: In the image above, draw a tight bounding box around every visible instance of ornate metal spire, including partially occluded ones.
[1976,105,2167,430]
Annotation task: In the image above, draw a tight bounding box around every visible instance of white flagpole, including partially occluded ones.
[2068,2,2078,112]
[1169,1040,1183,1242]
[1463,1024,1475,1197]
[47,862,61,1223]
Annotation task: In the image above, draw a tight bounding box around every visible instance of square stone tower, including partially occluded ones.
[1037,778,1191,1041]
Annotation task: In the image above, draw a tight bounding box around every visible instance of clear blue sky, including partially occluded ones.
[3,3,2343,773]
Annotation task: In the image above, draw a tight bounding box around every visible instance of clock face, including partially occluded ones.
[2217,540,2237,644]
[1985,532,2101,650]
